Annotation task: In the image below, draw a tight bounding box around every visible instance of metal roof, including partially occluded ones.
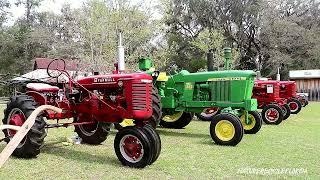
[289,70,320,79]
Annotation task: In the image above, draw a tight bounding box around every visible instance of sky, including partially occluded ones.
[7,0,85,24]
[7,0,162,25]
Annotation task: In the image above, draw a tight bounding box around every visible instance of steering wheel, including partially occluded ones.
[47,59,66,78]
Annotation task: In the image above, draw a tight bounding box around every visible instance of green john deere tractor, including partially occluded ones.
[138,57,262,146]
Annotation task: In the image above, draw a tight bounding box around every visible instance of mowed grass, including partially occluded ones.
[0,103,319,179]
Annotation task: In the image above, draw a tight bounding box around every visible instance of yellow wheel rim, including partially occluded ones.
[215,120,235,141]
[119,119,135,127]
[162,112,183,122]
[240,114,256,130]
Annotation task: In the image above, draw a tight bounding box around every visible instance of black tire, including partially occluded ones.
[148,86,162,128]
[160,112,193,129]
[281,104,291,120]
[74,116,111,144]
[2,95,47,158]
[304,99,309,106]
[288,99,302,114]
[114,127,152,168]
[210,113,244,146]
[196,107,221,121]
[261,104,284,125]
[240,111,262,134]
[141,124,161,165]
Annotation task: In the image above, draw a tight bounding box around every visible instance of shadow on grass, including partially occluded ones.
[155,128,209,139]
[41,139,121,167]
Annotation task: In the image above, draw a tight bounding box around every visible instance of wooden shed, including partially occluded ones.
[289,70,320,101]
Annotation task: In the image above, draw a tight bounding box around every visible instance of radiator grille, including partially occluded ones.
[132,81,152,111]
[210,81,231,101]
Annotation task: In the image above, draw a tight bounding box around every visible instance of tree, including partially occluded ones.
[163,0,263,72]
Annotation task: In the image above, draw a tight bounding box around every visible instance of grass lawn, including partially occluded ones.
[0,103,319,179]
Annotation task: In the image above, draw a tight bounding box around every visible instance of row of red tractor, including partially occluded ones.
[197,80,308,124]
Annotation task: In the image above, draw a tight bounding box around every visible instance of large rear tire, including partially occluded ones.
[2,95,47,158]
[148,86,162,128]
[74,115,111,145]
[114,127,153,168]
[210,113,244,146]
[160,111,193,129]
[288,99,302,114]
[261,104,283,125]
[239,111,262,134]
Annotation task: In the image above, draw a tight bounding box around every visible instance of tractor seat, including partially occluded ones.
[26,83,60,92]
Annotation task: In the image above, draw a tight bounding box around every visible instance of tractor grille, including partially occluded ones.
[132,81,152,111]
[274,85,280,97]
[210,81,231,101]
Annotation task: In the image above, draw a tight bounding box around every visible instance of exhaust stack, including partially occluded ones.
[118,32,125,72]
[276,67,281,81]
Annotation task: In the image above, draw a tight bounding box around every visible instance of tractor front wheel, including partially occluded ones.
[2,95,47,158]
[160,112,193,129]
[140,124,161,165]
[261,104,284,125]
[210,113,244,146]
[74,115,111,144]
[281,104,291,120]
[114,126,155,168]
[239,111,262,134]
[196,107,221,121]
[288,99,302,114]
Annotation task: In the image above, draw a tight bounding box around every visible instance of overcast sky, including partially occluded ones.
[7,0,161,25]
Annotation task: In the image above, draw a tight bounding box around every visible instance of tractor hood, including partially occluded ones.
[172,70,256,82]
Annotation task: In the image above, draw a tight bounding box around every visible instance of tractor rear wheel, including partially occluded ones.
[210,113,244,146]
[160,111,193,129]
[141,124,161,165]
[288,99,302,114]
[148,86,162,128]
[281,104,291,120]
[261,104,283,125]
[196,107,221,121]
[300,98,307,107]
[74,115,111,144]
[2,95,47,158]
[239,111,262,134]
[114,126,153,168]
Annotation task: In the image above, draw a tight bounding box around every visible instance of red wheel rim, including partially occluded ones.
[265,108,279,122]
[7,109,25,136]
[120,135,144,163]
[201,107,220,117]
[289,102,298,111]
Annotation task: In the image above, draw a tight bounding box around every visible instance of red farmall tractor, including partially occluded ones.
[279,81,303,114]
[252,80,290,125]
[1,35,161,168]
